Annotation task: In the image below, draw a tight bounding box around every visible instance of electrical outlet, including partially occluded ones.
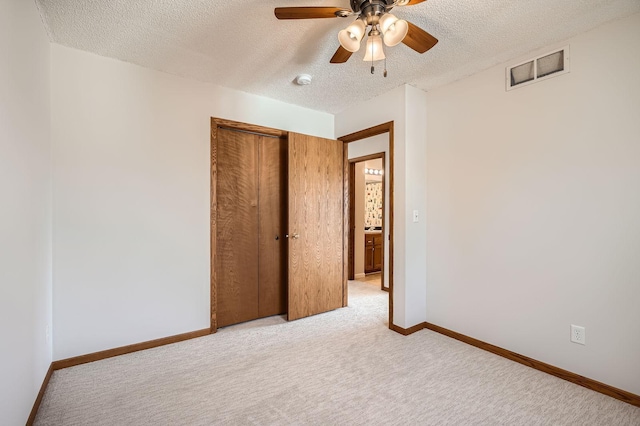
[570,324,585,345]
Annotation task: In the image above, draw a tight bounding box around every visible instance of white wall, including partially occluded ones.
[0,0,52,423]
[424,13,640,394]
[349,136,390,289]
[335,85,426,328]
[404,86,428,327]
[335,86,410,328]
[51,45,334,360]
[338,86,429,328]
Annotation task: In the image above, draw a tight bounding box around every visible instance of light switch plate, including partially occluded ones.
[413,210,419,223]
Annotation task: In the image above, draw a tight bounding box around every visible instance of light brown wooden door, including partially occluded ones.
[216,128,259,327]
[258,136,288,317]
[287,133,344,321]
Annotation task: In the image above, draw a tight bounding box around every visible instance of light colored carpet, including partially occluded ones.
[36,281,640,425]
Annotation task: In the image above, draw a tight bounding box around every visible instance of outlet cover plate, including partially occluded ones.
[571,324,585,345]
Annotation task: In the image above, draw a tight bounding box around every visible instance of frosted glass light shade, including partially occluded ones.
[379,13,408,47]
[363,35,385,61]
[338,20,366,52]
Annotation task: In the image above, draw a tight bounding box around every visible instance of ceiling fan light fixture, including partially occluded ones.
[363,34,385,62]
[338,19,366,52]
[379,13,409,47]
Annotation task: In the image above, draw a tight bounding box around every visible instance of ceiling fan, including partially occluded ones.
[274,0,438,66]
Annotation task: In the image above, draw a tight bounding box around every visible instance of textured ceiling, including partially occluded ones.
[36,0,640,113]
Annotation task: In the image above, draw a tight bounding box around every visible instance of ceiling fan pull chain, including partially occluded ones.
[384,57,388,77]
[370,35,375,74]
[371,45,374,73]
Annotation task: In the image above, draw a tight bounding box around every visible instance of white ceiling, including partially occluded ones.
[36,0,640,114]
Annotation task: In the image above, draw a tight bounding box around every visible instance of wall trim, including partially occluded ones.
[389,322,426,336]
[51,328,211,370]
[26,363,54,425]
[424,322,640,408]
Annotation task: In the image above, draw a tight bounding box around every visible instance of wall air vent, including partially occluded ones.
[507,46,570,91]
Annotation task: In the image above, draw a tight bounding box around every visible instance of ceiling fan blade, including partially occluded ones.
[402,21,438,54]
[274,7,349,19]
[402,0,428,5]
[330,46,353,64]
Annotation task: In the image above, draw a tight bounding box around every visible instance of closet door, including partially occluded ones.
[258,136,288,317]
[287,133,344,321]
[216,128,259,327]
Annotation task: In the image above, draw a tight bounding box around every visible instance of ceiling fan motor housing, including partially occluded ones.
[350,0,395,17]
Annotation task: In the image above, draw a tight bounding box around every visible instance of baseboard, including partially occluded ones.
[354,273,366,280]
[51,328,211,370]
[423,322,640,408]
[26,363,54,425]
[389,322,426,336]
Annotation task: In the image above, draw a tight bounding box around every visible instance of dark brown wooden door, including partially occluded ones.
[365,235,375,273]
[216,128,259,327]
[373,234,383,271]
[287,132,344,321]
[258,136,288,317]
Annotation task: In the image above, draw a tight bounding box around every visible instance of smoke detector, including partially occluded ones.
[295,74,313,85]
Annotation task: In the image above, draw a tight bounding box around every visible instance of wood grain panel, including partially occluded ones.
[402,21,439,54]
[389,322,426,336]
[288,133,344,321]
[216,128,259,327]
[258,136,288,317]
[343,144,349,306]
[379,154,386,291]
[210,119,218,331]
[424,322,640,408]
[348,160,355,281]
[275,7,346,20]
[388,122,394,326]
[331,45,353,64]
[51,328,211,370]
[213,118,287,138]
[26,364,54,425]
[339,122,394,143]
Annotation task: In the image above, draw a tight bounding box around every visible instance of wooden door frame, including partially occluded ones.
[348,153,386,292]
[210,118,287,333]
[338,122,395,330]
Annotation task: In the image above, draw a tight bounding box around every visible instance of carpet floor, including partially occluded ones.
[35,281,640,425]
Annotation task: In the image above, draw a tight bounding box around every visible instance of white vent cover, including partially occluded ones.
[507,46,570,91]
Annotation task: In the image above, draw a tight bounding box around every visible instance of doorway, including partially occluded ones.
[339,122,395,329]
[349,154,386,292]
